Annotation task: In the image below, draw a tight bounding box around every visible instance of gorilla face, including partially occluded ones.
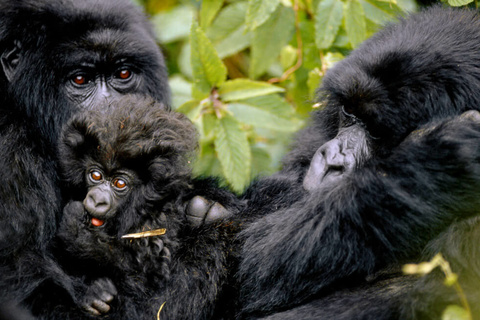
[303,8,480,192]
[0,0,170,144]
[58,95,198,237]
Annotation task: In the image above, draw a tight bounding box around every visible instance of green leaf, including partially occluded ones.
[299,19,321,69]
[360,0,401,26]
[192,143,224,178]
[200,0,224,29]
[249,5,295,78]
[332,28,350,48]
[280,45,298,70]
[441,305,470,320]
[396,0,418,12]
[240,94,295,118]
[315,0,343,49]
[323,52,345,69]
[218,79,284,102]
[200,112,218,141]
[178,43,193,80]
[307,68,322,101]
[214,115,251,193]
[448,0,474,6]
[228,102,302,132]
[207,2,248,42]
[245,0,280,30]
[344,0,367,48]
[190,22,227,97]
[215,26,251,58]
[251,146,273,178]
[207,2,251,58]
[177,100,202,121]
[152,6,195,43]
[169,75,192,109]
[191,85,210,101]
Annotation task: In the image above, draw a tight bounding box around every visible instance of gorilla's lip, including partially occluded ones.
[91,217,105,227]
[86,213,106,227]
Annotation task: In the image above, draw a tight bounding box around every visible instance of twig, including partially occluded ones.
[121,228,166,239]
[157,301,166,320]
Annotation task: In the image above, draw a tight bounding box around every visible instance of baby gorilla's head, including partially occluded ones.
[58,95,198,235]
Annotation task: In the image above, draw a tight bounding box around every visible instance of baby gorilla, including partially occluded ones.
[40,96,241,320]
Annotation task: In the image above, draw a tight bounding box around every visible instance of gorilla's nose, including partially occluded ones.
[303,124,368,191]
[83,188,112,216]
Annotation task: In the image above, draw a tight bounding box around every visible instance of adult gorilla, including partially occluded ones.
[0,0,173,309]
[238,6,480,319]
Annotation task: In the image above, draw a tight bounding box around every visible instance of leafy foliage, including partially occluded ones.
[404,254,473,320]
[136,0,421,193]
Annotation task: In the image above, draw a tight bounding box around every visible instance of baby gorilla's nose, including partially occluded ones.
[83,186,112,217]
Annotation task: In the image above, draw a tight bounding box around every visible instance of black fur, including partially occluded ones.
[0,0,169,310]
[31,97,243,320]
[238,7,480,319]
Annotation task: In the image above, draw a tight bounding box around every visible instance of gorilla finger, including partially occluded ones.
[460,110,480,123]
[99,278,118,296]
[99,290,115,303]
[303,147,327,192]
[83,304,101,316]
[186,196,211,227]
[205,203,232,222]
[91,299,111,313]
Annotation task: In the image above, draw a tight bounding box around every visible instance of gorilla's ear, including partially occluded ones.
[0,40,21,82]
[62,126,86,151]
[60,120,99,158]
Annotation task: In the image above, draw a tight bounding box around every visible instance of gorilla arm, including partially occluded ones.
[238,111,480,316]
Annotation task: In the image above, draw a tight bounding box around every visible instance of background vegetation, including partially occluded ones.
[131,0,474,194]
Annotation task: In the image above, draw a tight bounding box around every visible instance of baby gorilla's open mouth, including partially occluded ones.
[85,212,106,227]
[91,217,105,227]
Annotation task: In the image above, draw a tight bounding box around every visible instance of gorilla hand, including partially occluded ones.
[186,196,232,227]
[81,278,117,316]
[59,201,87,237]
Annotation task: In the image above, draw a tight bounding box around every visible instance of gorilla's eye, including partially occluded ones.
[342,106,359,127]
[90,171,103,182]
[73,75,86,85]
[343,105,355,115]
[112,178,127,190]
[116,69,132,80]
[71,73,93,86]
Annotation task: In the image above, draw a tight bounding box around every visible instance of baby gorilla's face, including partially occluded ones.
[83,165,138,227]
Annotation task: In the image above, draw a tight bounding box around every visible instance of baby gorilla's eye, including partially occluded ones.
[90,171,103,181]
[73,75,85,85]
[112,178,127,190]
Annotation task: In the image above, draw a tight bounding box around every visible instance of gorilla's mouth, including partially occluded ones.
[85,212,106,228]
[91,217,105,227]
